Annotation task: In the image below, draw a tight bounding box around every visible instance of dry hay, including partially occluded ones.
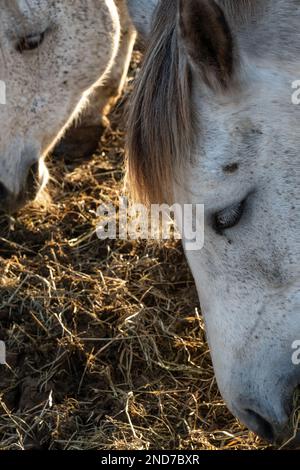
[293,388,300,431]
[290,388,300,445]
[280,388,300,449]
[0,52,274,451]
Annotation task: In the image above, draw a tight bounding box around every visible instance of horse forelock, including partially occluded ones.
[126,0,196,205]
[125,0,274,205]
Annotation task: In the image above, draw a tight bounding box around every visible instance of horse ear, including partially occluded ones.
[178,0,236,91]
[126,0,159,43]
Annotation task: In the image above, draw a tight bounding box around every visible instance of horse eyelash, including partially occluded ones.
[213,200,246,232]
[16,32,45,53]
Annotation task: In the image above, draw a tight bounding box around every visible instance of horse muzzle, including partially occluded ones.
[0,159,48,214]
[231,370,300,446]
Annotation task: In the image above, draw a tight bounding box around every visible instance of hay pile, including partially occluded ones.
[0,52,272,450]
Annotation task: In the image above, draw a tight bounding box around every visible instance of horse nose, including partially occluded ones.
[24,161,41,199]
[236,381,300,444]
[0,161,41,214]
[237,407,287,442]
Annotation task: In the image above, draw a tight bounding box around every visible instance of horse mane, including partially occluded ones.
[125,0,195,205]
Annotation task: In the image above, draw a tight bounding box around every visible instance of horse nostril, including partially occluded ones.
[244,409,275,442]
[24,161,41,200]
[27,162,39,187]
[0,181,9,200]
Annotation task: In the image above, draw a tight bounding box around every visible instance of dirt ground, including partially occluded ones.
[0,52,275,451]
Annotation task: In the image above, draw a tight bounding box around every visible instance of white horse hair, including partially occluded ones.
[127,0,300,445]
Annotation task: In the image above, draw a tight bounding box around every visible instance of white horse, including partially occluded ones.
[127,0,300,444]
[0,0,135,213]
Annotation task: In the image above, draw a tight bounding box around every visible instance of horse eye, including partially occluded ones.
[16,32,45,53]
[213,200,246,233]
